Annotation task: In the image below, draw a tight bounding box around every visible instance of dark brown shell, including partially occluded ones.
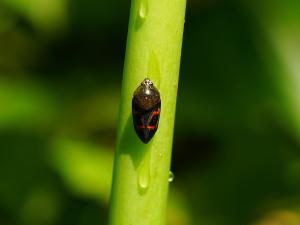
[132,78,161,143]
[132,79,160,111]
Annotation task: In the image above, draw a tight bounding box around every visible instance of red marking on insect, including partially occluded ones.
[132,78,161,143]
[152,109,160,115]
[137,125,156,130]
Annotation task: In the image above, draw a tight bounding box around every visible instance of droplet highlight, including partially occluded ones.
[159,152,163,158]
[138,0,147,20]
[168,171,175,183]
[135,0,148,29]
[137,149,151,192]
[138,167,150,190]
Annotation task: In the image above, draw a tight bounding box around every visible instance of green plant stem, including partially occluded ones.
[108,0,186,224]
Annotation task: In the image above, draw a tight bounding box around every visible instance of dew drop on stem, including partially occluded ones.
[137,149,151,192]
[168,171,174,183]
[135,0,148,29]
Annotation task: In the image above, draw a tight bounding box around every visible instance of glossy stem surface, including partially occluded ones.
[108,0,186,224]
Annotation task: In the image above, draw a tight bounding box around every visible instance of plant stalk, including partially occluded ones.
[108,0,186,224]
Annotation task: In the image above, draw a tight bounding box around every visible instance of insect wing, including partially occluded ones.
[132,102,161,143]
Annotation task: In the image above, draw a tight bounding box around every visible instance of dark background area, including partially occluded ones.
[1,0,300,225]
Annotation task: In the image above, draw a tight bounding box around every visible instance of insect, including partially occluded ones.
[132,78,161,143]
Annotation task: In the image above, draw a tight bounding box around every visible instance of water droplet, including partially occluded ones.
[135,0,148,29]
[138,167,150,190]
[138,1,147,20]
[137,149,151,192]
[168,171,175,182]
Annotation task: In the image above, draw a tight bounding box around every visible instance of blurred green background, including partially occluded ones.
[1,0,300,225]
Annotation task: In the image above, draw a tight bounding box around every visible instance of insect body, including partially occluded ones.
[132,78,161,143]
